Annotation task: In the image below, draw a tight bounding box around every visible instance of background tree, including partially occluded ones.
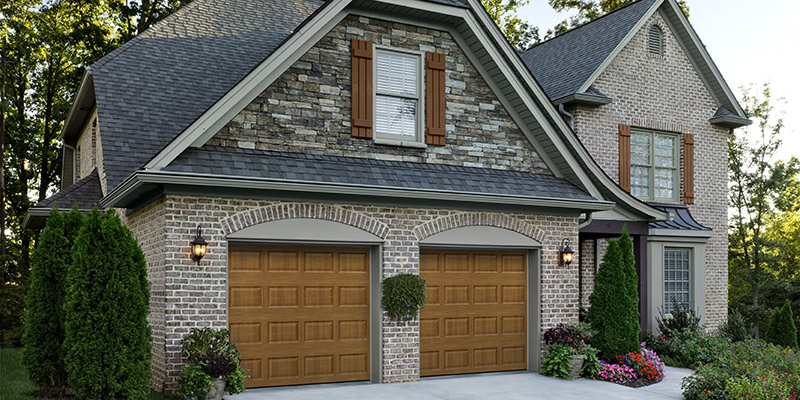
[729,83,799,340]
[64,208,151,400]
[481,0,540,50]
[766,299,798,348]
[22,207,82,394]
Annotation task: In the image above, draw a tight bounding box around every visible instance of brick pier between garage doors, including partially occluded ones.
[126,197,580,392]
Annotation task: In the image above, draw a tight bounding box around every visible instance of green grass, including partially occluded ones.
[0,348,179,400]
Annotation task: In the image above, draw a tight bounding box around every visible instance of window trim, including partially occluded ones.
[663,247,692,314]
[372,45,425,144]
[630,129,680,202]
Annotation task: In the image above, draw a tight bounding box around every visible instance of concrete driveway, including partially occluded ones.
[229,366,693,400]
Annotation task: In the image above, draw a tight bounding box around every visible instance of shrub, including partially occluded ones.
[381,273,426,321]
[657,297,701,337]
[541,344,574,379]
[580,346,601,378]
[766,299,798,349]
[178,328,247,396]
[588,229,639,360]
[719,309,752,342]
[22,208,82,391]
[727,371,795,400]
[646,330,727,369]
[64,208,152,400]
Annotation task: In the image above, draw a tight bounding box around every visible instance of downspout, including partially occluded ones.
[558,103,574,131]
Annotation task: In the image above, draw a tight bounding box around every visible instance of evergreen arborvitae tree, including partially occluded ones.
[617,228,640,347]
[588,234,640,360]
[766,299,798,348]
[23,208,83,391]
[64,208,152,399]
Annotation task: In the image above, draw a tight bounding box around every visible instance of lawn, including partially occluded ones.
[0,348,178,400]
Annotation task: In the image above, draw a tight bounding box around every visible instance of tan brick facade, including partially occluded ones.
[571,12,729,328]
[127,197,580,392]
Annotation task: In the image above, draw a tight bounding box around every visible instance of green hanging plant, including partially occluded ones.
[381,274,427,321]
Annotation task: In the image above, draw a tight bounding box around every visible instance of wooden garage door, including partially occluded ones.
[420,249,527,376]
[228,245,370,388]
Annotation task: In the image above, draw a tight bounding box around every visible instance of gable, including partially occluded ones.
[205,15,551,175]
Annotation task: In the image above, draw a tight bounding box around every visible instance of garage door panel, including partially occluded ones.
[229,245,370,388]
[421,249,526,377]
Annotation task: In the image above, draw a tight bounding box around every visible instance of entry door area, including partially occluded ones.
[419,249,527,376]
[228,245,370,388]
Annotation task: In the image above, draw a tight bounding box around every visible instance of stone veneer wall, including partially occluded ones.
[208,15,550,174]
[126,195,580,392]
[126,198,168,391]
[571,12,729,328]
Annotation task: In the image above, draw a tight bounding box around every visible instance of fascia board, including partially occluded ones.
[576,0,664,94]
[659,0,747,117]
[462,0,668,221]
[101,170,616,212]
[143,0,352,170]
[553,92,614,107]
[60,72,95,140]
[709,115,752,128]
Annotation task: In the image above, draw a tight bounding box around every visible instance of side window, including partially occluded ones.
[374,49,423,142]
[630,130,678,202]
[664,248,691,313]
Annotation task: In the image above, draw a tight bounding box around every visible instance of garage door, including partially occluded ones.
[228,245,370,388]
[420,249,527,376]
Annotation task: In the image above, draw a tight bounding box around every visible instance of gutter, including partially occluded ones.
[100,170,617,213]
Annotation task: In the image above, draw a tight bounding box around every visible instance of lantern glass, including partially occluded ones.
[563,251,574,264]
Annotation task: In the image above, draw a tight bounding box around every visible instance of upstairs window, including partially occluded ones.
[648,25,664,56]
[374,49,423,142]
[630,130,678,201]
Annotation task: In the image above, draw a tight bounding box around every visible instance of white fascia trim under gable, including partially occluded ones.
[576,0,664,95]
[144,0,352,170]
[461,0,668,220]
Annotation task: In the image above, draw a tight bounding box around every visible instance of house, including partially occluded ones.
[24,0,749,393]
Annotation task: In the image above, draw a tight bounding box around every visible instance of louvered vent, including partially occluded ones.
[648,25,663,56]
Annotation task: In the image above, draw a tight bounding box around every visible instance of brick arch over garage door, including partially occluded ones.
[220,203,390,239]
[411,212,546,243]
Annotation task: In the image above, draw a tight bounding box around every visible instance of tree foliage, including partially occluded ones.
[63,208,151,399]
[22,207,82,391]
[0,0,193,347]
[481,0,540,50]
[588,229,640,360]
[728,83,800,340]
[766,299,798,348]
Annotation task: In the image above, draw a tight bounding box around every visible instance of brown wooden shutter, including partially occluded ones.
[351,39,373,138]
[619,124,631,192]
[683,133,695,204]
[425,52,446,146]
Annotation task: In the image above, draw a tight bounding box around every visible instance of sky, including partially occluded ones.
[519,0,800,162]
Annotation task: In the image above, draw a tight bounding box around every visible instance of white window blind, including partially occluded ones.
[375,50,420,138]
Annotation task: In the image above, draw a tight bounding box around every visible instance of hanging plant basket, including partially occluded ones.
[381,273,427,321]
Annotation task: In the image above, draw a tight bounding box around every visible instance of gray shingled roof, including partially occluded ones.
[520,0,657,101]
[163,146,596,201]
[33,169,102,211]
[648,203,710,230]
[91,0,326,193]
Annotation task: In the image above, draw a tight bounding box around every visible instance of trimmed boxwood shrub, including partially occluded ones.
[63,208,151,399]
[588,228,640,360]
[22,207,83,392]
[381,273,427,321]
[766,299,798,349]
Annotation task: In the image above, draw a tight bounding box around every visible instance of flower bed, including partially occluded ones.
[595,343,666,388]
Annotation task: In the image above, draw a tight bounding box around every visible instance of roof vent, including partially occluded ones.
[648,25,664,56]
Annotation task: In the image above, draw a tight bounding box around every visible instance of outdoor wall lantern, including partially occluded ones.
[559,238,574,267]
[190,226,208,265]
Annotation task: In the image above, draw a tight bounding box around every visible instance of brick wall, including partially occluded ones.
[128,196,579,392]
[207,15,550,174]
[579,238,595,309]
[126,198,168,391]
[571,12,729,328]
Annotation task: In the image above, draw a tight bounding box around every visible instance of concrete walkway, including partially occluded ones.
[229,366,693,400]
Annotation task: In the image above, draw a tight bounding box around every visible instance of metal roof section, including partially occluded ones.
[648,203,712,237]
[709,106,752,128]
